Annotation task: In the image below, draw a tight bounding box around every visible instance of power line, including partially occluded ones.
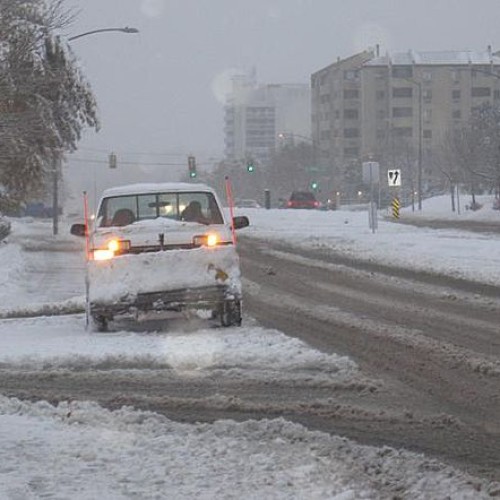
[69,158,185,166]
[69,157,221,167]
[75,147,187,157]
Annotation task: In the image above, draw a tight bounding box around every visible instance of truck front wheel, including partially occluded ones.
[219,300,242,327]
[91,314,109,332]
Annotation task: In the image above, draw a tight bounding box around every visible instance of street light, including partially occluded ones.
[277,132,314,145]
[68,27,139,42]
[52,26,139,235]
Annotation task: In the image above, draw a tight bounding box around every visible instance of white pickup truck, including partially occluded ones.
[71,182,249,331]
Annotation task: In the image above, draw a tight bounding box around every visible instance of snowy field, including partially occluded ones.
[237,193,500,287]
[0,197,499,499]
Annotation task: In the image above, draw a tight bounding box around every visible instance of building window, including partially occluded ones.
[423,89,432,102]
[451,70,461,83]
[423,130,432,139]
[423,109,432,122]
[422,70,432,81]
[344,89,360,99]
[495,90,500,100]
[344,109,359,119]
[452,110,461,120]
[376,90,385,100]
[392,107,413,118]
[392,87,413,98]
[343,147,359,157]
[471,87,491,97]
[392,66,413,79]
[393,127,412,137]
[344,128,360,138]
[344,70,359,81]
[452,89,461,100]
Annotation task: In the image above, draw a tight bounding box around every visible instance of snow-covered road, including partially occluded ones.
[0,205,499,498]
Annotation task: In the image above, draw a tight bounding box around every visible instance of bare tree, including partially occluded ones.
[437,103,500,212]
[469,103,500,197]
[267,142,316,200]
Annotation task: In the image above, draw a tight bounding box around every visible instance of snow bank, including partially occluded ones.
[0,396,495,500]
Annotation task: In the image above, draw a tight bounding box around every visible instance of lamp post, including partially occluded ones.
[399,76,423,211]
[51,26,139,235]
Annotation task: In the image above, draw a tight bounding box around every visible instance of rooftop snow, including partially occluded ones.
[102,182,215,198]
[365,49,500,66]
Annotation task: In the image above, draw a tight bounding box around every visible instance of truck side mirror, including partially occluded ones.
[233,216,249,230]
[70,223,86,237]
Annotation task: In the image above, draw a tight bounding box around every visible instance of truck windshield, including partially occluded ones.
[98,192,224,227]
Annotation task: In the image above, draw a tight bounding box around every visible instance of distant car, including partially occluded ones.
[235,199,261,208]
[286,191,320,209]
[318,198,337,211]
[22,202,62,218]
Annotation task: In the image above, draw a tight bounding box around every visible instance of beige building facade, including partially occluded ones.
[312,48,500,195]
[311,50,374,184]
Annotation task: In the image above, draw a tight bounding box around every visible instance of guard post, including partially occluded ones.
[264,189,271,209]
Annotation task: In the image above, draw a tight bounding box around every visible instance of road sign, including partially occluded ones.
[362,162,379,185]
[388,169,401,187]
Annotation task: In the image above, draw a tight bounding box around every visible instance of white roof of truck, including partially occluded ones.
[101,182,216,198]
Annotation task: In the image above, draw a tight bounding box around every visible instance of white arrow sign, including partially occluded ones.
[387,169,401,187]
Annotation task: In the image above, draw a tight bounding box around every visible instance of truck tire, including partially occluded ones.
[91,314,109,332]
[219,300,242,327]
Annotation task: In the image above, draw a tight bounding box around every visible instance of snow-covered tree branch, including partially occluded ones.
[0,0,98,208]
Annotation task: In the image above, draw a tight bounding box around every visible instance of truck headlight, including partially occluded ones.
[193,233,219,247]
[92,239,131,260]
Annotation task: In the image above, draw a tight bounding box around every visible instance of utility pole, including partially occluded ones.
[52,156,59,235]
[417,81,423,211]
[400,76,423,210]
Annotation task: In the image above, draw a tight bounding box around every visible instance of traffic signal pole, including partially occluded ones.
[187,155,197,178]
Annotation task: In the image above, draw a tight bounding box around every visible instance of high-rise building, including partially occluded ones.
[224,73,310,165]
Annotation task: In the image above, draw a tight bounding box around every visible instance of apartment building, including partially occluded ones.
[312,48,500,193]
[224,74,310,165]
[362,49,500,167]
[311,50,375,184]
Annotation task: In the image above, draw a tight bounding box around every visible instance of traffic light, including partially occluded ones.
[109,152,117,169]
[310,180,318,191]
[246,161,255,173]
[188,155,197,178]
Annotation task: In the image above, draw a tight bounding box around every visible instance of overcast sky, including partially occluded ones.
[64,0,499,179]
